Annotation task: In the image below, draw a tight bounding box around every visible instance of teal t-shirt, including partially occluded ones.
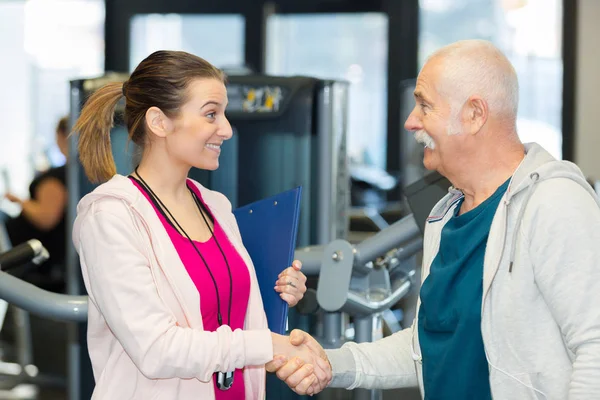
[418,178,510,400]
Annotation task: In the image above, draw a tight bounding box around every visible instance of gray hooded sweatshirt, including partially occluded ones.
[326,143,600,399]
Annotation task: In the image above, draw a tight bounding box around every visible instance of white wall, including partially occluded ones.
[574,0,600,179]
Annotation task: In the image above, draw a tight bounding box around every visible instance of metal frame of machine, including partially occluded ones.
[0,236,68,397]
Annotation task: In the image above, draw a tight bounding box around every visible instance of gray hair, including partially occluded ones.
[426,40,519,122]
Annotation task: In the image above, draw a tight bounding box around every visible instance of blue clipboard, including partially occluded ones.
[232,187,302,335]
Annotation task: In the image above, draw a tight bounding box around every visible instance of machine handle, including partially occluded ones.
[296,288,320,315]
[352,214,419,271]
[346,277,412,315]
[294,245,325,276]
[0,240,49,271]
[296,214,421,277]
[0,270,87,322]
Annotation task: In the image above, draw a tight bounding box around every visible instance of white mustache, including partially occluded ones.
[414,130,436,149]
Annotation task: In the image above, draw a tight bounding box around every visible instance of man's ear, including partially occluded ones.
[465,95,488,135]
[145,107,173,139]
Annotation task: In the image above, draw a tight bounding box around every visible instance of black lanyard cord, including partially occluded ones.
[132,168,233,327]
[189,190,234,330]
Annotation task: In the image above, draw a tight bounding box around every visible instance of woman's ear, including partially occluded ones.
[145,107,173,139]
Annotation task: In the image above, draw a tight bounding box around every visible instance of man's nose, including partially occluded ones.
[404,108,422,132]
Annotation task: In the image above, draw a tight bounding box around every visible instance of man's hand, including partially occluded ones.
[267,329,332,395]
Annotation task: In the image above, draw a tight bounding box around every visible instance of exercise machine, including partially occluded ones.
[295,213,421,400]
[0,240,85,322]
[189,75,351,247]
[0,238,67,399]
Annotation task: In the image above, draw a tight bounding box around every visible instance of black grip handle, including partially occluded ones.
[296,288,320,315]
[0,240,48,271]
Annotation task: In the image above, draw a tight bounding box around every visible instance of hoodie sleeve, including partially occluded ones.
[325,327,418,390]
[527,178,600,400]
[76,200,273,381]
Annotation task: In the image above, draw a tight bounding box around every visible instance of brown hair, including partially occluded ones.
[56,116,69,136]
[73,50,225,183]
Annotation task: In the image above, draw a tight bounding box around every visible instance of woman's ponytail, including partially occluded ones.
[72,82,124,183]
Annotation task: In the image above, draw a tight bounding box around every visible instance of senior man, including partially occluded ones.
[267,39,600,399]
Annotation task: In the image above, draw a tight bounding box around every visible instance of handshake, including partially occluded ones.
[268,330,332,396]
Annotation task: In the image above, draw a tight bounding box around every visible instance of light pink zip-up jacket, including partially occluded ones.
[72,175,273,399]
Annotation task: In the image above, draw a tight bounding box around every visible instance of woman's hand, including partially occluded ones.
[270,332,324,396]
[275,260,307,307]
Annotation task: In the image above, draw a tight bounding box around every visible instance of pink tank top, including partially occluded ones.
[131,178,250,399]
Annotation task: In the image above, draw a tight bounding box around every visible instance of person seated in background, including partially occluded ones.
[1,116,69,288]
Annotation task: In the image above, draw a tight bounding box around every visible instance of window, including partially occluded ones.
[419,0,563,159]
[130,14,245,71]
[266,13,389,169]
[0,0,104,212]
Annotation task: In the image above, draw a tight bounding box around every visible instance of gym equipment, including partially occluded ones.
[403,171,452,235]
[0,240,49,271]
[295,214,421,400]
[189,75,350,247]
[66,72,132,400]
[349,162,401,236]
[0,238,70,397]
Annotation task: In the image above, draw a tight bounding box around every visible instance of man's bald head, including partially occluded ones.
[424,40,519,124]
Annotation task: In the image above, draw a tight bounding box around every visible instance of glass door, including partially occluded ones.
[266,13,389,170]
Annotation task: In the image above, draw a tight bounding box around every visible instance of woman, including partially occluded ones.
[2,116,69,286]
[71,51,326,399]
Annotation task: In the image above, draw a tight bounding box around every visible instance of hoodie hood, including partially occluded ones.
[72,174,232,251]
[507,142,596,201]
[76,175,140,213]
[73,175,139,251]
[505,143,599,270]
